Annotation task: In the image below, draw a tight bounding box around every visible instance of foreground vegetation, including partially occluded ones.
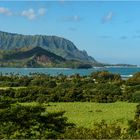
[22,102,137,128]
[47,102,137,128]
[1,71,140,138]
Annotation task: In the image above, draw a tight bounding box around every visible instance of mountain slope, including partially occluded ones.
[0,47,93,68]
[3,46,65,62]
[0,31,97,63]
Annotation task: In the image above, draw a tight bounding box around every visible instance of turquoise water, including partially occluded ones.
[0,67,140,77]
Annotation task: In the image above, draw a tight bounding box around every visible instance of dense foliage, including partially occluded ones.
[60,121,123,139]
[1,71,140,138]
[0,71,125,103]
[1,71,140,103]
[0,99,73,139]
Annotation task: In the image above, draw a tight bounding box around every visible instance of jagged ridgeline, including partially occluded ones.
[0,30,101,68]
[0,31,97,63]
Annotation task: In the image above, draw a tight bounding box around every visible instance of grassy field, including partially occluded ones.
[46,102,137,128]
[21,102,137,128]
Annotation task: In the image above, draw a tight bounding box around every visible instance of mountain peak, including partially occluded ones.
[0,31,97,63]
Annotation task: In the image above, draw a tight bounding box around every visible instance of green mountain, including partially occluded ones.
[0,31,97,63]
[0,46,93,68]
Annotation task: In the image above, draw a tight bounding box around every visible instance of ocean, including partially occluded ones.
[0,67,140,78]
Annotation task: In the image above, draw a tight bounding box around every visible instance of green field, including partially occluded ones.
[46,102,137,128]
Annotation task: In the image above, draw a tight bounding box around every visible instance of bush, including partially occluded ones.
[131,91,140,102]
[60,120,123,139]
[127,104,140,138]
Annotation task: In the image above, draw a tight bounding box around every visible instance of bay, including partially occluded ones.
[0,67,140,78]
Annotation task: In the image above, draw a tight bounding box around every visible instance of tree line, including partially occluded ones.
[0,71,140,103]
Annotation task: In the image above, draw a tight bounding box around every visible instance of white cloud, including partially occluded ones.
[21,9,36,20]
[38,8,46,16]
[73,15,81,21]
[0,7,12,16]
[102,11,114,23]
[21,8,47,20]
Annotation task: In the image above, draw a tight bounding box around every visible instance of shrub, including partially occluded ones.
[60,120,123,139]
[127,104,140,138]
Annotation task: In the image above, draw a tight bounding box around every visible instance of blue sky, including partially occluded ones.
[0,1,140,65]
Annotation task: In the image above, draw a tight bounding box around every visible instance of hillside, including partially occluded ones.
[0,47,93,68]
[0,31,97,63]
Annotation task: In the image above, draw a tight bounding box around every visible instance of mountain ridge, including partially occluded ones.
[0,31,97,63]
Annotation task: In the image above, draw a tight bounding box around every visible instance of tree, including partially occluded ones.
[0,102,74,139]
[127,104,140,138]
[91,71,121,83]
